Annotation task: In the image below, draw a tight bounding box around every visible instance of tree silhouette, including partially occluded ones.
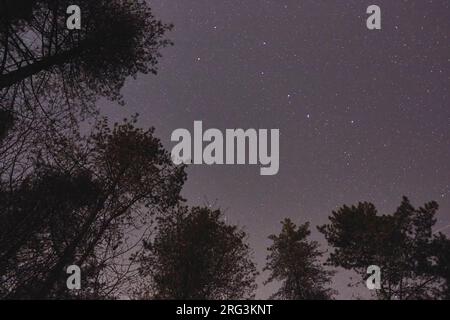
[319,197,450,300]
[265,219,335,300]
[0,0,173,189]
[0,0,189,300]
[0,167,101,298]
[135,206,258,300]
[0,117,186,299]
[432,234,450,299]
[1,0,171,99]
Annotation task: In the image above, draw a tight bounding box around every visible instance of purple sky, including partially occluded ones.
[98,0,450,298]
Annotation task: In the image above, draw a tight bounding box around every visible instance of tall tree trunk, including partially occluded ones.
[0,44,86,89]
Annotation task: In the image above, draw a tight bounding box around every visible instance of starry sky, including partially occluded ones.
[99,0,450,299]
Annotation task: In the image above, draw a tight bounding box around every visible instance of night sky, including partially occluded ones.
[99,0,450,298]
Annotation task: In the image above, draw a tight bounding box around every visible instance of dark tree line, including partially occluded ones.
[0,117,186,299]
[0,0,183,299]
[1,0,172,185]
[0,1,449,301]
[264,219,335,300]
[319,197,450,300]
[0,0,259,300]
[134,207,258,300]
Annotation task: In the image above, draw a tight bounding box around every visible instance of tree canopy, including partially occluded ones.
[319,197,450,300]
[0,0,173,187]
[135,206,258,300]
[0,118,186,299]
[1,0,172,99]
[265,219,335,300]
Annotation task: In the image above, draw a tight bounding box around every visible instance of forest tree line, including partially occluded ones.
[0,0,449,300]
